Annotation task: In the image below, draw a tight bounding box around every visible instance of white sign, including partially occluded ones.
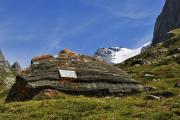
[59,69,77,78]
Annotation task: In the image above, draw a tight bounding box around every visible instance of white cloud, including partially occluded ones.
[81,0,158,20]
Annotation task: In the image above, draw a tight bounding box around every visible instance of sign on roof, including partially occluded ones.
[59,69,77,79]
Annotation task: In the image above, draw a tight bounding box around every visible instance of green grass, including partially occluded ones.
[113,36,180,119]
[0,69,179,119]
[118,29,180,67]
[0,60,179,120]
[0,93,179,120]
[119,63,180,83]
[0,62,179,120]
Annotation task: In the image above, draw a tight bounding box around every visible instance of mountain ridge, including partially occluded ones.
[94,42,151,64]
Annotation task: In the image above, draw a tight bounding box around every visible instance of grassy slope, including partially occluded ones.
[0,30,180,120]
[119,29,180,67]
[0,62,179,119]
[0,92,179,120]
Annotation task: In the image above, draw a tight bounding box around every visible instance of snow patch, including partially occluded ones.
[95,42,151,64]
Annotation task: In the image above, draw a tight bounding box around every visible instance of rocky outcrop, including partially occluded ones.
[0,50,10,67]
[0,50,16,89]
[169,48,180,55]
[130,59,148,66]
[144,95,160,101]
[6,49,143,102]
[11,62,21,72]
[143,86,157,91]
[174,82,180,88]
[152,0,180,45]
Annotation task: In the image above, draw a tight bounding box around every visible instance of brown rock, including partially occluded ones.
[31,55,54,64]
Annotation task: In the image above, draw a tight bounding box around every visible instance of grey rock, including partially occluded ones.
[6,49,144,102]
[144,95,160,100]
[152,0,180,45]
[144,74,155,77]
[0,50,10,67]
[174,82,180,88]
[0,50,15,88]
[152,79,161,82]
[131,59,148,66]
[11,62,21,71]
[173,53,180,58]
[144,86,157,91]
[170,48,180,55]
[4,77,15,87]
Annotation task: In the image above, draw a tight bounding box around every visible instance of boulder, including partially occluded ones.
[131,59,147,66]
[59,48,79,58]
[144,74,155,77]
[6,49,143,102]
[144,86,157,91]
[174,82,180,88]
[152,79,161,82]
[144,95,160,101]
[31,55,54,64]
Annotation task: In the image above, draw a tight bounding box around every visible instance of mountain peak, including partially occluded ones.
[0,50,10,67]
[0,50,5,61]
[95,43,151,64]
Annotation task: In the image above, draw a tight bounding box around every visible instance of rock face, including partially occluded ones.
[6,49,143,102]
[0,50,10,67]
[152,0,180,45]
[0,50,16,88]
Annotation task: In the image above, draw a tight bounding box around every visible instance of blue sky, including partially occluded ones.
[0,0,164,67]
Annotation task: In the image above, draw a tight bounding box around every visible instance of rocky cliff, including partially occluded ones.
[152,0,180,45]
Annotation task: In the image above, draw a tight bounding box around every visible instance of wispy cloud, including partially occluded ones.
[110,10,156,19]
[44,15,104,54]
[81,0,158,20]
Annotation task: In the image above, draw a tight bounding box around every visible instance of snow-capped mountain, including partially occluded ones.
[95,42,151,64]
